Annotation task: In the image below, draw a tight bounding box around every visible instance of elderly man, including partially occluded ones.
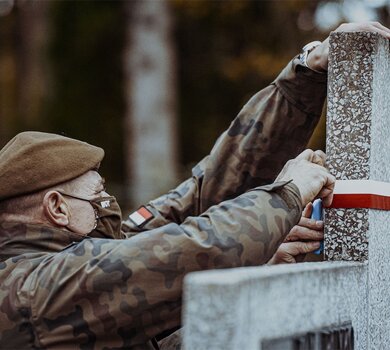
[1,22,389,350]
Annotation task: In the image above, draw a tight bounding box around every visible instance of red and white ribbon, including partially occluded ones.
[328,180,390,210]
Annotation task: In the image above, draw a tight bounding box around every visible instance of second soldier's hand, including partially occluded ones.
[307,22,390,73]
[268,203,324,265]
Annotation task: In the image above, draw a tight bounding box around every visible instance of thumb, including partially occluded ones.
[302,202,313,218]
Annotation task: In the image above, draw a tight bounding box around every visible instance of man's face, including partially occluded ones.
[60,170,109,235]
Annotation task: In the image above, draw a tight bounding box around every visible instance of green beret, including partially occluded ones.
[0,131,104,200]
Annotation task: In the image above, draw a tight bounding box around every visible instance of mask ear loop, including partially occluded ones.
[92,208,99,230]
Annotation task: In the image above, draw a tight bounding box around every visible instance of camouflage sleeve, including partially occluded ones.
[122,57,326,233]
[30,182,301,348]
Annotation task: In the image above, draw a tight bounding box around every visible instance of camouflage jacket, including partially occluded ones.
[0,57,326,349]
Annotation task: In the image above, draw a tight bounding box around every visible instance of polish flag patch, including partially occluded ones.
[128,206,154,227]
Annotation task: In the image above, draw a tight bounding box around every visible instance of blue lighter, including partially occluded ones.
[311,198,323,255]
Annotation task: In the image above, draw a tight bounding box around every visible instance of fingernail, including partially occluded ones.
[316,220,324,227]
[312,242,321,248]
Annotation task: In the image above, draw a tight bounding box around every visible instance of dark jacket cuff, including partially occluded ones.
[273,56,327,116]
[249,180,303,215]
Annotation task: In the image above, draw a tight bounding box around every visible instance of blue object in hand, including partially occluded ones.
[311,199,323,255]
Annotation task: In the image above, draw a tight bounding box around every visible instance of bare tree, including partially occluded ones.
[124,0,178,208]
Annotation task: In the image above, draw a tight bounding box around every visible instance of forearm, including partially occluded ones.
[122,56,326,233]
[74,181,302,347]
[119,181,302,342]
[197,56,327,212]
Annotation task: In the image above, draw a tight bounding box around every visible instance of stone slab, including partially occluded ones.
[183,262,366,350]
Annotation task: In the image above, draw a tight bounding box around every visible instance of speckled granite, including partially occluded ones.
[325,32,390,262]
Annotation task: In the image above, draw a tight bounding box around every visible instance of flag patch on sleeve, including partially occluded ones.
[128,206,154,227]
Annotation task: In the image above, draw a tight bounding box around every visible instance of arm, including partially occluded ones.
[122,57,327,233]
[32,183,302,348]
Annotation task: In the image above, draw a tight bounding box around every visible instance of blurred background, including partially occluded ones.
[0,0,389,212]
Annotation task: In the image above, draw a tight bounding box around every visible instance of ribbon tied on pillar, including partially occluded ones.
[328,180,390,210]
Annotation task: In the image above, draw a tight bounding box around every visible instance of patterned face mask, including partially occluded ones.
[60,192,123,239]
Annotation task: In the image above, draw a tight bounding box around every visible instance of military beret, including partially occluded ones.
[0,131,104,200]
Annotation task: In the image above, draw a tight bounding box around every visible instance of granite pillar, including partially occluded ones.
[325,32,390,348]
[325,32,390,262]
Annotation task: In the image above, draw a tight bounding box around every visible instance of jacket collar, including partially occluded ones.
[0,222,87,261]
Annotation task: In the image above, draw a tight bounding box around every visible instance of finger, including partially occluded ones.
[314,150,326,166]
[370,22,390,38]
[274,243,297,264]
[295,149,314,161]
[287,241,321,255]
[363,22,390,39]
[318,173,336,207]
[335,22,390,38]
[302,202,313,218]
[372,27,390,39]
[322,192,334,208]
[298,216,324,230]
[286,225,324,241]
[311,153,325,166]
[317,186,333,200]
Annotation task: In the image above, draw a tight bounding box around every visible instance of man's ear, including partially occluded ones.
[42,191,70,227]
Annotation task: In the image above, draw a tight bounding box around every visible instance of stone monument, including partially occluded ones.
[182,32,390,350]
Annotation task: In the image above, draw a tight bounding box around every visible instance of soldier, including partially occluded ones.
[1,22,389,350]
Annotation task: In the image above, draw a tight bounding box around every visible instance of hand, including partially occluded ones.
[307,22,390,72]
[275,149,335,207]
[268,203,324,264]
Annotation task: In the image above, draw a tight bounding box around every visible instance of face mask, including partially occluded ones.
[60,193,123,239]
[89,196,123,239]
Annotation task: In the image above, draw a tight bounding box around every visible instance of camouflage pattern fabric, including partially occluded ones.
[0,57,326,349]
[122,57,327,235]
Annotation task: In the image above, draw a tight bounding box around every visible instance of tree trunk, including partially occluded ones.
[124,0,178,208]
[15,0,50,128]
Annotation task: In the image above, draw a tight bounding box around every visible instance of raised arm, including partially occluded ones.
[122,56,326,233]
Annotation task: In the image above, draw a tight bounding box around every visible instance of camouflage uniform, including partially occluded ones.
[0,57,326,349]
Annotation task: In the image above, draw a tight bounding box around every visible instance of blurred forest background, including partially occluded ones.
[0,0,389,212]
